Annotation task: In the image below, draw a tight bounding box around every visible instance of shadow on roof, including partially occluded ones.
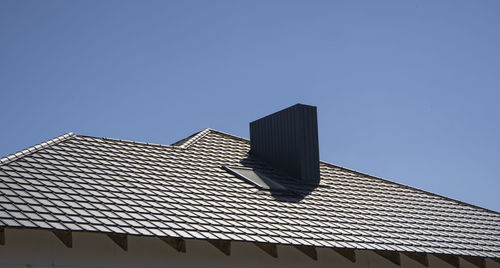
[238,154,318,202]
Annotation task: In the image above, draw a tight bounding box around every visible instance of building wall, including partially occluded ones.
[0,229,498,268]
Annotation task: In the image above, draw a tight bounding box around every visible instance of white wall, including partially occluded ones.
[0,229,498,268]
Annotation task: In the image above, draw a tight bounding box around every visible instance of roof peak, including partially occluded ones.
[172,128,212,149]
[171,128,249,149]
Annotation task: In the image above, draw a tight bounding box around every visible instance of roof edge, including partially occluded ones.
[82,135,179,150]
[207,128,250,144]
[319,161,500,216]
[2,225,499,259]
[173,128,249,149]
[0,132,75,166]
[174,128,212,149]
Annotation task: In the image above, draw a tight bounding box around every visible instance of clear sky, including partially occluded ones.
[1,1,499,212]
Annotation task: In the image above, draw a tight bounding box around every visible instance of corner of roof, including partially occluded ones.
[0,132,75,166]
[172,128,249,149]
[206,128,250,144]
[320,160,500,216]
[171,128,212,149]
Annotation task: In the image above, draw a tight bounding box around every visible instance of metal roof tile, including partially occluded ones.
[0,130,498,258]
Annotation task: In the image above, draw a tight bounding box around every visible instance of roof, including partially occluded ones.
[0,129,499,263]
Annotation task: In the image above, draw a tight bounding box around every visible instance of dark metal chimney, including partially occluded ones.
[250,104,320,185]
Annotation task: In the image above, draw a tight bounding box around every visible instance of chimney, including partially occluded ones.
[250,104,320,185]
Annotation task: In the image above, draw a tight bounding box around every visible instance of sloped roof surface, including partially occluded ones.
[0,129,499,258]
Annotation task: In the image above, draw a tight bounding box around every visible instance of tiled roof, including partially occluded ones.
[0,129,499,261]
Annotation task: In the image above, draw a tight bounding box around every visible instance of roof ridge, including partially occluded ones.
[171,128,249,150]
[320,160,500,216]
[172,128,250,149]
[174,128,212,149]
[79,128,246,151]
[0,132,75,166]
[206,128,250,144]
[84,135,178,150]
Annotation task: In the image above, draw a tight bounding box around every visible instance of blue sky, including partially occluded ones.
[1,1,499,212]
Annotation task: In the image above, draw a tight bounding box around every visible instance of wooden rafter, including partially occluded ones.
[207,240,231,256]
[461,256,485,268]
[253,242,277,258]
[0,227,4,245]
[332,248,356,262]
[374,250,401,266]
[492,258,500,264]
[404,252,429,267]
[108,233,127,251]
[53,230,72,248]
[294,245,317,260]
[159,237,186,253]
[434,254,460,268]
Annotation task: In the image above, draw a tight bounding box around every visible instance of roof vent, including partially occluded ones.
[249,104,320,185]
